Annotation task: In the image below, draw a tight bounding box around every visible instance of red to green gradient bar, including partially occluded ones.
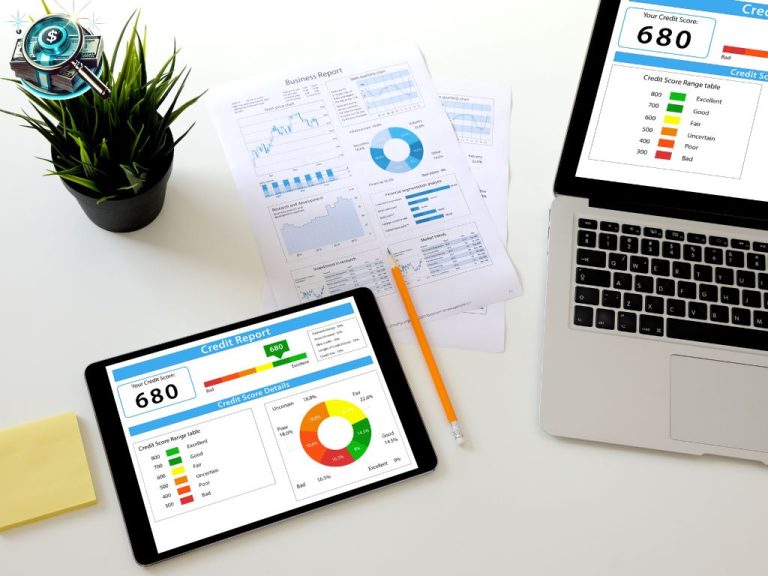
[724,45,768,59]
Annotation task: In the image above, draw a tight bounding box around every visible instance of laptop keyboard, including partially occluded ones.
[572,217,768,352]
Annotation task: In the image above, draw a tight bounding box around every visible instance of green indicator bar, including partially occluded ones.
[670,92,687,102]
[168,456,183,466]
[667,103,684,113]
[166,447,179,457]
[272,352,308,367]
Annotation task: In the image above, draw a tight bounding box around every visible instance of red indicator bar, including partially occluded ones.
[180,495,194,505]
[657,139,676,149]
[177,485,192,495]
[655,150,673,160]
[204,367,258,388]
[724,45,768,59]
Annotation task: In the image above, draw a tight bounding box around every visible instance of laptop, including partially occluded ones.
[541,0,768,464]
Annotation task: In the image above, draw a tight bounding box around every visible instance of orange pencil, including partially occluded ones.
[388,250,464,445]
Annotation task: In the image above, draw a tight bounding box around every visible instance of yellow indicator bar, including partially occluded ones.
[663,115,681,125]
[171,466,186,476]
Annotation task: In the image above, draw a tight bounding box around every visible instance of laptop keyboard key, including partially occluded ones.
[617,312,637,333]
[755,311,768,329]
[699,284,718,302]
[640,315,664,336]
[574,306,594,327]
[620,236,639,254]
[630,256,649,274]
[595,309,615,330]
[577,249,606,268]
[576,267,610,287]
[731,239,750,250]
[575,287,599,305]
[688,302,707,320]
[602,290,621,308]
[577,230,597,248]
[599,233,618,251]
[678,281,697,299]
[623,293,643,311]
[672,261,691,279]
[608,253,627,271]
[710,305,729,323]
[715,267,734,285]
[684,244,702,262]
[693,264,713,282]
[726,250,745,268]
[732,308,751,327]
[743,290,761,308]
[645,296,664,314]
[754,242,768,253]
[622,224,641,235]
[705,247,723,265]
[635,275,653,293]
[668,319,768,351]
[656,278,675,296]
[641,238,660,256]
[667,299,685,317]
[737,270,756,288]
[666,230,685,241]
[709,236,728,247]
[687,233,706,244]
[720,287,739,305]
[613,272,632,290]
[651,259,670,276]
[600,221,619,232]
[747,253,766,271]
[644,227,662,238]
[663,241,681,259]
[759,273,767,290]
[578,218,597,230]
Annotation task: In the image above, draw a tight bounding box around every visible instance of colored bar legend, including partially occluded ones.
[180,495,194,505]
[724,45,768,59]
[661,127,678,137]
[655,150,673,160]
[166,447,194,507]
[166,447,180,457]
[670,92,687,102]
[667,103,684,113]
[663,115,681,125]
[168,456,183,466]
[658,139,675,149]
[204,352,309,388]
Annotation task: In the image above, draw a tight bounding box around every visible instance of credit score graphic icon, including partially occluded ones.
[370,127,424,173]
[300,399,372,467]
[10,14,110,100]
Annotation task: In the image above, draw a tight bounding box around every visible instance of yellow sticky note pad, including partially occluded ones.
[0,412,96,531]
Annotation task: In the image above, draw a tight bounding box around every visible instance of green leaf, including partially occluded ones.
[57,174,102,194]
[40,0,51,15]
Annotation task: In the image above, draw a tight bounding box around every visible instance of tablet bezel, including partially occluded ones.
[85,288,437,565]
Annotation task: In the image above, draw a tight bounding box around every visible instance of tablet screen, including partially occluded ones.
[103,295,420,554]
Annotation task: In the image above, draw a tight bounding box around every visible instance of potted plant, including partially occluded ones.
[2,11,204,232]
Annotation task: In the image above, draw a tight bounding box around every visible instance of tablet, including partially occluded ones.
[86,289,436,564]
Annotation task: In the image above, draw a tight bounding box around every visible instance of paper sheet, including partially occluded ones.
[209,45,522,331]
[0,412,96,531]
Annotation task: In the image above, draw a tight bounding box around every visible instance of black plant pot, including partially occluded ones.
[55,148,174,233]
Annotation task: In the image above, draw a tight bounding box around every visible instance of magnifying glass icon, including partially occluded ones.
[21,14,110,99]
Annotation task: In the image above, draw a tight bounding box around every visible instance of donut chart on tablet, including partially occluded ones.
[300,399,372,467]
[370,127,424,173]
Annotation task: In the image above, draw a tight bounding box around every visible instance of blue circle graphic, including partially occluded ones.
[370,127,424,173]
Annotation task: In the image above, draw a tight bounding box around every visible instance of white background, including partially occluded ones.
[1,1,767,574]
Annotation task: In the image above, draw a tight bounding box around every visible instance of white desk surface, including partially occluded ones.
[2,1,767,574]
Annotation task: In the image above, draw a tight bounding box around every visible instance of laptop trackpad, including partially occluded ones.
[671,355,768,453]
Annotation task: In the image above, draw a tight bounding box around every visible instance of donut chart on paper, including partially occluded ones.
[300,400,371,466]
[370,127,424,173]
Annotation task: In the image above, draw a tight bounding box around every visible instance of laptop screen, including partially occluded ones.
[575,0,768,204]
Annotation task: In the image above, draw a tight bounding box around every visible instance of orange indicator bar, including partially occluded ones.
[658,139,676,149]
[177,485,192,495]
[174,475,188,485]
[724,45,768,59]
[661,127,678,137]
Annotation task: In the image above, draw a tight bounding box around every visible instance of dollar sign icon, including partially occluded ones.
[46,29,59,43]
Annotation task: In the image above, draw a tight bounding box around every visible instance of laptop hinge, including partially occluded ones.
[589,198,768,233]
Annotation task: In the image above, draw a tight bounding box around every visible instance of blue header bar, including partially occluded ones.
[630,0,768,19]
[616,51,768,80]
[128,356,374,436]
[112,303,354,382]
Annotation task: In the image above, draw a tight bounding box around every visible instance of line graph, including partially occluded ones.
[269,188,373,259]
[440,94,494,146]
[327,64,424,126]
[238,102,348,197]
[292,250,395,302]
